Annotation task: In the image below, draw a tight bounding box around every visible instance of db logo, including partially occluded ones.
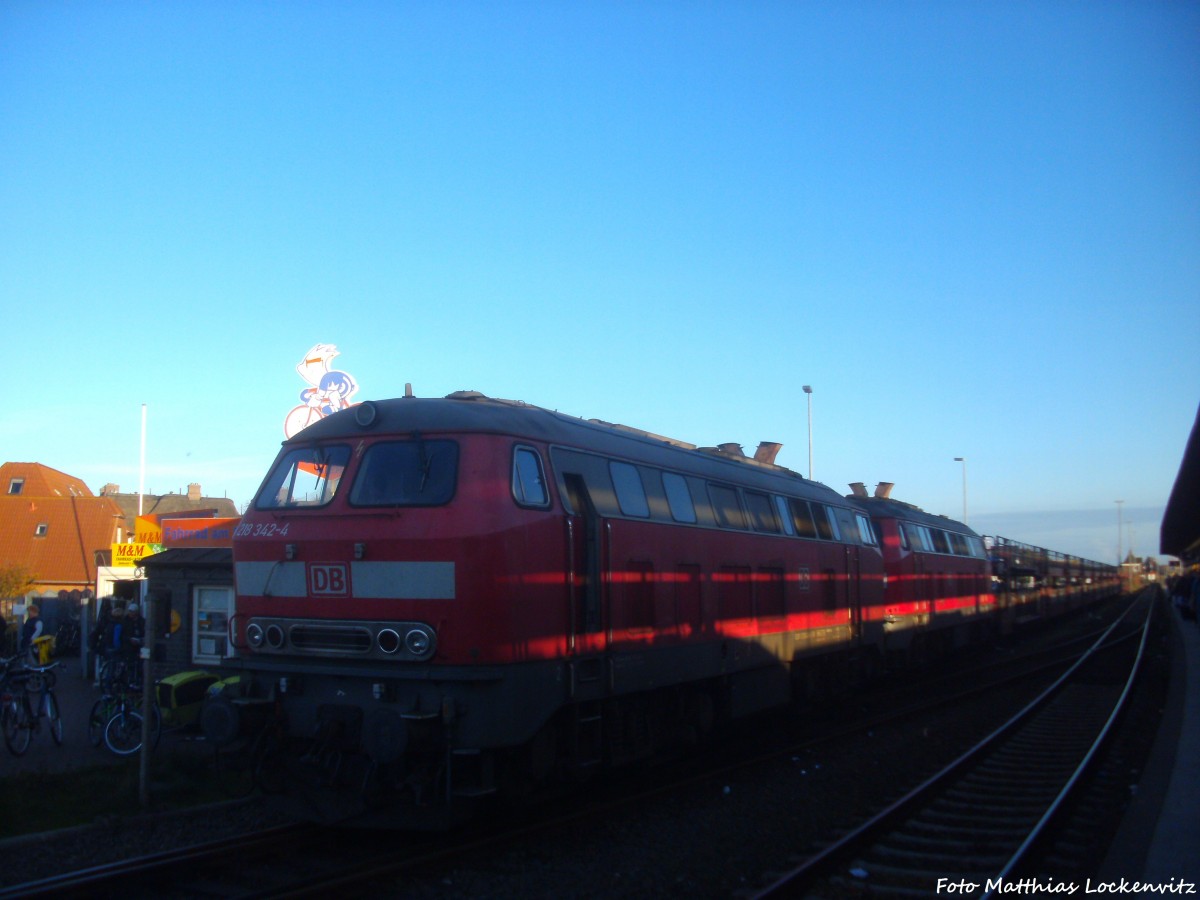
[308,563,350,596]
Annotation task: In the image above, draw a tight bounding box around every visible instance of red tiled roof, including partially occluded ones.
[0,495,124,587]
[1,462,93,499]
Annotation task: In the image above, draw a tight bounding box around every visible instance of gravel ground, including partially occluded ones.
[0,682,1022,897]
[0,602,1167,898]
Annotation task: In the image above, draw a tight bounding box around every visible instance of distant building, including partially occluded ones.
[98,482,239,540]
[0,462,125,647]
[0,462,239,651]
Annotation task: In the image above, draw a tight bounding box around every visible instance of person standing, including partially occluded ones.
[20,604,43,664]
[125,603,145,651]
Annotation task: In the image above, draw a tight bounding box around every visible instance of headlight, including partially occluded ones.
[246,622,265,648]
[404,627,434,657]
[377,628,401,654]
[265,624,286,649]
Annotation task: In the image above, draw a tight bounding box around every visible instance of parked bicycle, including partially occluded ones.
[1,656,63,756]
[55,616,81,657]
[101,688,162,756]
[89,657,161,755]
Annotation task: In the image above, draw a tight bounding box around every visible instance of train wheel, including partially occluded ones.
[526,724,558,785]
[685,691,714,739]
[497,724,558,804]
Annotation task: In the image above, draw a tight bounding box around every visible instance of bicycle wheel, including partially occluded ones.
[148,703,162,751]
[3,699,31,756]
[88,698,112,747]
[103,709,144,756]
[43,691,63,746]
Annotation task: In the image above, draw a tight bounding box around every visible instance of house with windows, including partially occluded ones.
[0,462,126,650]
[1,461,240,672]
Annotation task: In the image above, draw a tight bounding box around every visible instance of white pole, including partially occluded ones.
[955,457,968,524]
[1115,500,1124,566]
[139,403,146,516]
[802,385,813,480]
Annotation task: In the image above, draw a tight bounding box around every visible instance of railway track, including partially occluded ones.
[2,595,1152,899]
[750,593,1155,898]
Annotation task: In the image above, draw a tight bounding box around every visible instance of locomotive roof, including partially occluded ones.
[850,494,977,536]
[285,391,852,506]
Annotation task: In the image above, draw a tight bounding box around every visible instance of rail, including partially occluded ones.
[751,590,1154,898]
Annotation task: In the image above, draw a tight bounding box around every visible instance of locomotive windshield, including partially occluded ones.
[348,438,459,507]
[257,445,352,509]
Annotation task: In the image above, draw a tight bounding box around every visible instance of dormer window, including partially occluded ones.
[35,523,48,537]
[8,478,24,495]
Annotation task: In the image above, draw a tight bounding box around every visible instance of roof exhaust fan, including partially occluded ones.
[754,442,782,465]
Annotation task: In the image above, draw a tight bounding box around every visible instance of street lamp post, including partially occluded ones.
[1115,500,1124,567]
[802,385,813,479]
[954,457,968,524]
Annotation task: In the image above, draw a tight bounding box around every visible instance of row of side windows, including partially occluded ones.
[899,521,986,559]
[533,446,877,547]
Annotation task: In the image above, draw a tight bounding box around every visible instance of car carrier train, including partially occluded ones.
[202,390,1119,822]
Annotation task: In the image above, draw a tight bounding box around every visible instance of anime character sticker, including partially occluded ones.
[284,343,360,438]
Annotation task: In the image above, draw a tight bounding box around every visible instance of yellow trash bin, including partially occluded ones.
[31,635,55,665]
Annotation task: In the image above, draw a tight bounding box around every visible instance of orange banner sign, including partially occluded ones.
[161,517,241,548]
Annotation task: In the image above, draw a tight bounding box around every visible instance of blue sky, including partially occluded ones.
[2,2,1196,565]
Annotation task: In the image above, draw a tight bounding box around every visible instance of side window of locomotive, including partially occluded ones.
[920,526,936,551]
[707,483,747,530]
[833,507,856,542]
[551,448,618,515]
[610,461,650,518]
[908,524,933,551]
[856,514,877,545]
[930,529,951,554]
[789,499,818,538]
[512,446,550,508]
[662,472,697,523]
[812,503,836,540]
[948,532,969,555]
[745,491,780,533]
[773,496,795,536]
[349,439,459,507]
[257,444,352,509]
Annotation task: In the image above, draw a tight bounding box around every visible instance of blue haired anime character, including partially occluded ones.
[316,370,358,415]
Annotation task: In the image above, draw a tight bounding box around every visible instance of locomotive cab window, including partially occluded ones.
[512,446,551,508]
[350,439,459,507]
[257,445,352,509]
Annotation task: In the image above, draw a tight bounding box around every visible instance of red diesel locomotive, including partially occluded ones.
[851,487,995,666]
[208,390,1113,820]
